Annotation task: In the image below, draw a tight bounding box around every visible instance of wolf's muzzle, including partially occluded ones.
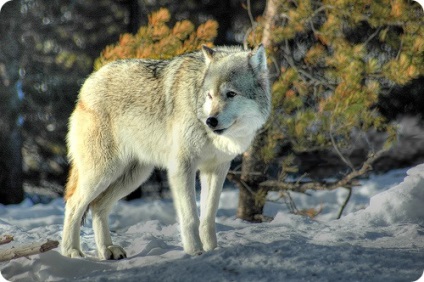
[206,117,219,128]
[206,117,226,134]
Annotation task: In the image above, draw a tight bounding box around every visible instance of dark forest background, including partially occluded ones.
[0,0,423,205]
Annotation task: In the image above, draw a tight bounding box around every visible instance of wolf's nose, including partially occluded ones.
[206,117,218,128]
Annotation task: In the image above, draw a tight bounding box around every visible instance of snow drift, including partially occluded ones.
[1,165,424,281]
[362,164,424,225]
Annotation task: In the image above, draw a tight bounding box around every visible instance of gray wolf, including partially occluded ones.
[61,45,270,260]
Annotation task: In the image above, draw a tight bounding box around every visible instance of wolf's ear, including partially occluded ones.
[202,45,215,65]
[249,44,267,73]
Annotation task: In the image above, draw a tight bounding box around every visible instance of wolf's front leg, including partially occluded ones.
[168,161,203,255]
[199,162,230,251]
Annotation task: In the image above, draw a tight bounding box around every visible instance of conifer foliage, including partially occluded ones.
[234,0,424,221]
[247,0,423,159]
[94,8,218,69]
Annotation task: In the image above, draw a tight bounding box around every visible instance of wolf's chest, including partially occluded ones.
[199,133,254,166]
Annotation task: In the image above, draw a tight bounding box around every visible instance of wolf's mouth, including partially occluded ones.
[213,128,226,134]
[212,120,236,135]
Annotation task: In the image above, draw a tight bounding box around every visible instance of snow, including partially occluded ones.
[1,165,424,282]
[0,1,11,13]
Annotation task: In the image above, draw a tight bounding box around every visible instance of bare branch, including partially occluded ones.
[246,0,255,28]
[227,172,256,195]
[337,187,352,219]
[243,0,258,50]
[330,119,355,171]
[259,147,388,193]
[228,170,263,176]
[364,27,382,46]
[284,191,299,214]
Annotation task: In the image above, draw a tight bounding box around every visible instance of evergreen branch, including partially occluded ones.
[308,4,334,35]
[282,40,335,90]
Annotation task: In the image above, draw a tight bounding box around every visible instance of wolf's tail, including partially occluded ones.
[64,163,78,202]
[64,163,89,225]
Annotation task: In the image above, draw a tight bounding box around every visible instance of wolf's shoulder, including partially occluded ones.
[99,54,204,76]
[91,59,171,81]
[105,58,170,71]
[96,46,245,71]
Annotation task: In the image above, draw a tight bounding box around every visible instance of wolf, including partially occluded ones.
[61,45,270,260]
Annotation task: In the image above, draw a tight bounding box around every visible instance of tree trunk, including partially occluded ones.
[0,130,24,205]
[0,1,25,205]
[0,131,24,205]
[261,0,279,50]
[235,0,279,222]
[127,0,141,34]
[236,134,269,222]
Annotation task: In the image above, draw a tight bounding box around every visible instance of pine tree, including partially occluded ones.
[232,0,424,221]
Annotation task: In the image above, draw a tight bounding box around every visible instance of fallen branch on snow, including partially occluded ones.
[0,235,14,246]
[0,237,59,262]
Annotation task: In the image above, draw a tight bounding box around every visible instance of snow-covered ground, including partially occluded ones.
[1,165,424,281]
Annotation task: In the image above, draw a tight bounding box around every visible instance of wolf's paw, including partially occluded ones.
[62,248,85,258]
[184,246,204,256]
[99,245,127,260]
[200,225,217,252]
[194,250,203,256]
[202,242,217,252]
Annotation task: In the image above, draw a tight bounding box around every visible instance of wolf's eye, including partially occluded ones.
[226,91,237,98]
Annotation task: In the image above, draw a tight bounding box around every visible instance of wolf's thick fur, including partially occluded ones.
[62,45,270,260]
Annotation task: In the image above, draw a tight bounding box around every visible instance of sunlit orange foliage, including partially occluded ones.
[94,8,218,70]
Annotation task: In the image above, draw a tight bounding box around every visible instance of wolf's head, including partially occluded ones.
[197,45,271,138]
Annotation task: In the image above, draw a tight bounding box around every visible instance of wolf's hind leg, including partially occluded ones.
[90,163,154,260]
[62,160,126,257]
[62,174,116,258]
[62,197,86,258]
